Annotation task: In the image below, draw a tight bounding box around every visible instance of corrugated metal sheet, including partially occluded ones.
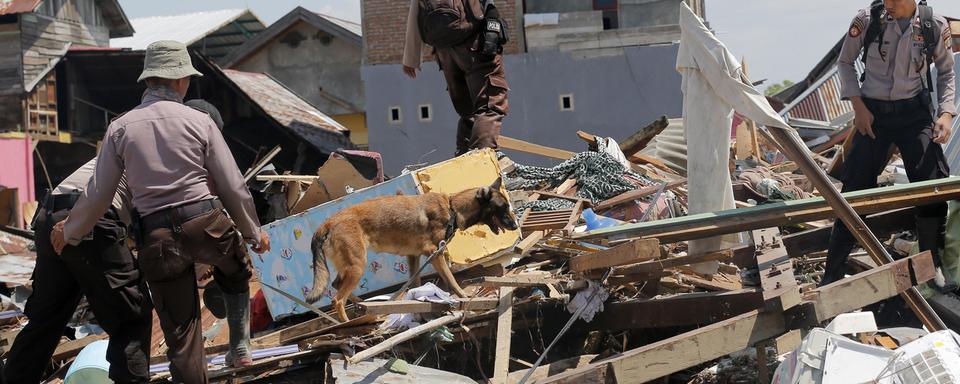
[642,118,686,175]
[110,9,265,50]
[780,66,854,125]
[221,69,353,153]
[0,0,40,16]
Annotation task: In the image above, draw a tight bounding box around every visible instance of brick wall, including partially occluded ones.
[363,0,522,66]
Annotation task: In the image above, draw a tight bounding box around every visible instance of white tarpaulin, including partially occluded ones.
[676,4,795,273]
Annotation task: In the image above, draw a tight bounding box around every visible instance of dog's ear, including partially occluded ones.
[489,178,503,191]
[475,186,492,202]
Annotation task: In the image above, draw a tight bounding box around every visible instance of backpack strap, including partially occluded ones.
[860,0,886,82]
[918,0,937,93]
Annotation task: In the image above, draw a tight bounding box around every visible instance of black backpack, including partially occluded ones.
[417,0,485,48]
[860,0,939,92]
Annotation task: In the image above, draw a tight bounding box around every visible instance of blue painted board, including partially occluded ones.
[250,174,430,320]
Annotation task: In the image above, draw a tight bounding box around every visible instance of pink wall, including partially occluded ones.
[0,136,36,208]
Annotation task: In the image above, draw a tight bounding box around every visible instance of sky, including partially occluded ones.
[708,0,960,89]
[118,0,960,91]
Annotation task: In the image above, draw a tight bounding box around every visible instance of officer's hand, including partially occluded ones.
[402,65,418,79]
[934,113,953,144]
[854,106,876,139]
[50,220,67,255]
[249,231,271,254]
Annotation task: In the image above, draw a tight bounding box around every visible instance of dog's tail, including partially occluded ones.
[304,229,330,303]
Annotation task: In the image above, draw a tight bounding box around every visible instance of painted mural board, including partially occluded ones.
[251,149,519,320]
[251,174,425,320]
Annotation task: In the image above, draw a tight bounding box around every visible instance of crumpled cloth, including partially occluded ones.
[370,282,455,330]
[566,280,609,322]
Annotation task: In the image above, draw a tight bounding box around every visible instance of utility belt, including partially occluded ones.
[863,93,932,116]
[139,198,223,234]
[35,189,124,240]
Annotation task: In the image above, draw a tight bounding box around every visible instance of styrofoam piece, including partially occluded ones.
[821,336,895,384]
[825,311,879,335]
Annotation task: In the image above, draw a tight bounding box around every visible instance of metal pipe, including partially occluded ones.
[764,127,946,331]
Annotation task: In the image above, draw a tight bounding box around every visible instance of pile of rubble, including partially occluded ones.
[3,116,960,383]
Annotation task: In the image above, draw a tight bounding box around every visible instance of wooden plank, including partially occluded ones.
[52,334,108,361]
[498,136,575,160]
[462,275,564,288]
[594,179,686,211]
[612,249,732,275]
[358,298,499,315]
[805,251,933,323]
[781,208,915,257]
[578,177,960,244]
[541,310,786,383]
[619,116,670,156]
[568,239,660,272]
[514,231,545,256]
[541,250,938,384]
[492,287,515,384]
[596,289,765,329]
[682,272,742,291]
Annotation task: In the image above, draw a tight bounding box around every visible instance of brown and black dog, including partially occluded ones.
[305,178,518,321]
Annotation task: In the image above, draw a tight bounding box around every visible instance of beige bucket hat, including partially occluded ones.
[137,40,203,82]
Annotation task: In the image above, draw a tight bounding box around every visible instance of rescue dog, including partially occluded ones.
[305,178,518,321]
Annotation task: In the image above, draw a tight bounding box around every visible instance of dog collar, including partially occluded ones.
[444,206,458,241]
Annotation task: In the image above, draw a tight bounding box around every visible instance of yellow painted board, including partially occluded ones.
[415,148,520,265]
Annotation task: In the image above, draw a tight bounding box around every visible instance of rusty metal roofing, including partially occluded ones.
[221,69,353,153]
[0,231,35,286]
[0,0,40,16]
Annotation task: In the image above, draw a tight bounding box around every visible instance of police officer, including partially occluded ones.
[3,160,150,384]
[828,0,956,289]
[403,0,510,156]
[50,41,271,383]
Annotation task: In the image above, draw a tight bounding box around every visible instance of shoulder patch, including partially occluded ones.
[943,20,953,51]
[850,10,867,38]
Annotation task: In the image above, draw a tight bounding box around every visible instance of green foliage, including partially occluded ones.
[764,80,795,96]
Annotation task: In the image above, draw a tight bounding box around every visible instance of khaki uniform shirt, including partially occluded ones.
[54,158,132,226]
[64,87,261,246]
[838,7,956,116]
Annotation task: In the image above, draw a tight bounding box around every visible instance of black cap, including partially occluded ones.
[185,99,224,132]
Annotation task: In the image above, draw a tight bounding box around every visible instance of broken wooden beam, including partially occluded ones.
[799,251,934,324]
[593,179,686,211]
[498,136,575,160]
[781,208,915,257]
[541,250,937,383]
[596,289,765,329]
[358,297,500,315]
[611,249,732,275]
[577,177,960,244]
[492,287,515,384]
[463,275,564,288]
[542,310,786,383]
[348,312,466,364]
[619,116,670,156]
[568,239,661,273]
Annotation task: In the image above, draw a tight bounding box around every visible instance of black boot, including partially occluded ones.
[917,217,957,292]
[820,222,857,287]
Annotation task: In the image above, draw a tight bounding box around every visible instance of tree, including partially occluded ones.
[764,80,795,97]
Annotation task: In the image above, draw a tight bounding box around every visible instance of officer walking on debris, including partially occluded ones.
[50,40,271,383]
[827,0,956,290]
[3,160,151,384]
[403,0,510,156]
